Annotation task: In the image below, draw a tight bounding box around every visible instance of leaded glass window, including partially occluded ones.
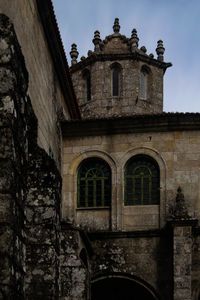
[77,158,111,208]
[125,155,160,205]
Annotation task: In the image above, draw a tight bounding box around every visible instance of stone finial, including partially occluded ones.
[70,43,79,65]
[88,50,93,56]
[173,187,189,219]
[130,29,139,53]
[113,18,120,33]
[93,30,101,52]
[156,40,165,61]
[140,46,147,53]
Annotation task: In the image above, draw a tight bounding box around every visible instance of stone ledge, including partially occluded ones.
[88,228,168,240]
[62,113,200,137]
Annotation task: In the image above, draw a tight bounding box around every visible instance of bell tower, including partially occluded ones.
[70,18,172,119]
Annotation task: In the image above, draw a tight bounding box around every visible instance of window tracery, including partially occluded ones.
[77,157,111,208]
[124,155,160,205]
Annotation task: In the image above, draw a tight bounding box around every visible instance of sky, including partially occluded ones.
[52,0,200,113]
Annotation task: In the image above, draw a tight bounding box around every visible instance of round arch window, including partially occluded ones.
[124,155,160,206]
[77,157,111,208]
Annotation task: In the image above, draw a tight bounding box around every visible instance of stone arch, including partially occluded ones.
[192,282,200,300]
[120,147,167,228]
[91,273,160,300]
[62,150,118,229]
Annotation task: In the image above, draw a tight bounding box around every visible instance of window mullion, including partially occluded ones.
[149,175,152,204]
[93,178,96,207]
[132,177,135,205]
[141,175,144,205]
[85,179,88,207]
[78,177,81,207]
[102,179,105,206]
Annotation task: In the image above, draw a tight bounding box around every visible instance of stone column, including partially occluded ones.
[168,187,198,300]
[170,220,197,300]
[60,223,91,300]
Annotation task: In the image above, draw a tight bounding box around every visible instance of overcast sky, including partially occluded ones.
[52,0,200,113]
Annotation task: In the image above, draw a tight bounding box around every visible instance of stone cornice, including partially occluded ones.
[167,218,198,228]
[88,229,168,240]
[61,113,200,137]
[70,52,172,73]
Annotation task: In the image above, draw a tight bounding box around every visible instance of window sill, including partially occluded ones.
[124,204,159,207]
[77,206,110,210]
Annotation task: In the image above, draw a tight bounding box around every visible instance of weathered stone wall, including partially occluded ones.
[71,59,164,119]
[192,231,200,300]
[25,148,62,299]
[60,226,90,300]
[172,224,193,300]
[0,0,70,167]
[89,232,173,300]
[0,14,90,299]
[62,130,200,231]
[0,14,30,298]
[0,13,64,299]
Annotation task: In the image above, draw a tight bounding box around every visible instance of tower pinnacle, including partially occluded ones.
[130,29,139,52]
[70,43,79,65]
[156,40,165,61]
[113,18,120,33]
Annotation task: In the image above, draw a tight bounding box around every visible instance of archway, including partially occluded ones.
[91,276,158,300]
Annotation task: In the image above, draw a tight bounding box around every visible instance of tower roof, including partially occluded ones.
[70,18,172,72]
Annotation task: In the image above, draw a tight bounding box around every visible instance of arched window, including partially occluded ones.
[110,63,122,97]
[124,155,160,206]
[77,158,111,208]
[140,70,147,99]
[82,69,91,101]
[112,68,119,96]
[140,66,151,100]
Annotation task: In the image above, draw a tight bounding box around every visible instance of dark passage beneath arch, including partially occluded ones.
[91,277,156,300]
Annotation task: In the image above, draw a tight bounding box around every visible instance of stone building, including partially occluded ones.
[1,0,200,299]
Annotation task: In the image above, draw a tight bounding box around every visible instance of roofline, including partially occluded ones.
[61,113,200,137]
[36,0,81,120]
[70,52,172,73]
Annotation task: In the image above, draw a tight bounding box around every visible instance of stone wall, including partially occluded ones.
[0,14,90,299]
[25,148,62,299]
[71,59,164,119]
[60,225,90,300]
[62,130,200,230]
[0,0,71,168]
[0,14,30,298]
[0,13,63,298]
[192,230,200,300]
[89,231,173,300]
